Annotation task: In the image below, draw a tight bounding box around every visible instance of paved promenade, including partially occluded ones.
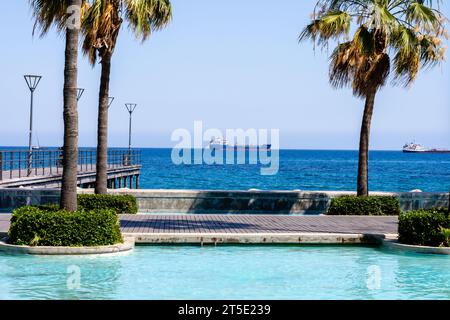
[0,214,398,237]
[119,215,398,235]
[122,215,399,244]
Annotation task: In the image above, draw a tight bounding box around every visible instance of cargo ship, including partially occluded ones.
[209,138,271,151]
[403,142,450,153]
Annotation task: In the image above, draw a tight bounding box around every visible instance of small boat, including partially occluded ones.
[209,138,271,151]
[32,136,43,150]
[403,142,450,153]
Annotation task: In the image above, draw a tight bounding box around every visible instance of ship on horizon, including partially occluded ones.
[209,138,271,151]
[403,142,450,153]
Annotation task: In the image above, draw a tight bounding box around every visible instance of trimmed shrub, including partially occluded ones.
[327,196,401,216]
[398,208,450,247]
[77,194,138,214]
[8,206,123,247]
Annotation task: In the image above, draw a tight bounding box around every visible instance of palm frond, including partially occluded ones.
[299,10,351,46]
[406,1,441,31]
[124,0,172,41]
[302,0,447,96]
[29,0,68,36]
[81,0,122,64]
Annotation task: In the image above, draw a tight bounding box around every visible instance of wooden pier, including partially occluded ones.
[0,149,141,189]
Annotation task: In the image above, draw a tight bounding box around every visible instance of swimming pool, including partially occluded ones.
[0,245,449,300]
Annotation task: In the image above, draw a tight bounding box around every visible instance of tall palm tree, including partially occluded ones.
[81,0,172,194]
[300,0,447,196]
[30,0,86,211]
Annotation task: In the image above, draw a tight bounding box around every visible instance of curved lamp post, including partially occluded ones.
[24,75,42,176]
[125,103,137,153]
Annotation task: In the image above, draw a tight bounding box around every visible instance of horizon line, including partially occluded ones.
[0,145,406,152]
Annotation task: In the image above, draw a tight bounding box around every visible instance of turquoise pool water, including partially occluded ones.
[1,245,450,300]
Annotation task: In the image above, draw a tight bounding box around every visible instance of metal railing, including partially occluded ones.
[0,148,141,181]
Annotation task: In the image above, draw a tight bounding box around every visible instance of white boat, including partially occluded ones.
[403,142,450,153]
[403,142,428,153]
[209,138,271,151]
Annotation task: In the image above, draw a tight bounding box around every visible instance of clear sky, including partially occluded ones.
[0,0,448,150]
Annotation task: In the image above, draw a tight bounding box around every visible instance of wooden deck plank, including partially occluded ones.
[0,214,399,236]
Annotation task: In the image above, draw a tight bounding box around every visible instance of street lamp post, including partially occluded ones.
[125,103,137,153]
[24,75,42,176]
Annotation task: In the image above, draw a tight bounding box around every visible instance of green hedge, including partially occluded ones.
[77,194,138,214]
[398,208,450,247]
[327,196,401,216]
[8,206,123,247]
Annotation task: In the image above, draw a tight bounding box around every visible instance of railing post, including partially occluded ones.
[49,151,52,175]
[0,152,3,181]
[56,149,60,174]
[18,151,22,178]
[35,151,38,175]
[41,151,44,175]
[9,151,13,179]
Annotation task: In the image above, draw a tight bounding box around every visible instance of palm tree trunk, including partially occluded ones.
[94,53,112,194]
[60,0,81,211]
[357,90,377,197]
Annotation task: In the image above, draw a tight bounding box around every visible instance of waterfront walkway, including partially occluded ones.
[119,215,397,234]
[0,149,141,189]
[0,215,398,244]
[0,165,141,189]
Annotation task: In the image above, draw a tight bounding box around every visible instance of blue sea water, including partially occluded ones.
[140,149,450,192]
[1,245,450,300]
[1,147,448,192]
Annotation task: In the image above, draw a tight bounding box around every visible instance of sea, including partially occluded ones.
[1,147,449,192]
[139,149,449,192]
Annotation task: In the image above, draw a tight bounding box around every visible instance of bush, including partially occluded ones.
[77,194,138,214]
[398,208,450,247]
[327,196,401,216]
[8,206,123,247]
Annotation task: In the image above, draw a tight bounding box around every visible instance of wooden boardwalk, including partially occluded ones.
[0,149,141,189]
[0,165,141,189]
[0,214,398,236]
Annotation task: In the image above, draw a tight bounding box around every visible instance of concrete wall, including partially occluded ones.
[0,188,448,214]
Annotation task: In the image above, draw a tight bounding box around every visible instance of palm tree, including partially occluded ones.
[30,0,85,211]
[300,0,447,196]
[81,0,172,194]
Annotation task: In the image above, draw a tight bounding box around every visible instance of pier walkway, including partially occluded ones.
[0,149,141,189]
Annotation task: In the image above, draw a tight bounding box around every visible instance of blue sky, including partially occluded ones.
[0,0,448,150]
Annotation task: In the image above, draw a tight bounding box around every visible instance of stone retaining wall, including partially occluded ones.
[0,188,448,214]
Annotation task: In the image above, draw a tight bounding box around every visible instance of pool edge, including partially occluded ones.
[126,232,393,245]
